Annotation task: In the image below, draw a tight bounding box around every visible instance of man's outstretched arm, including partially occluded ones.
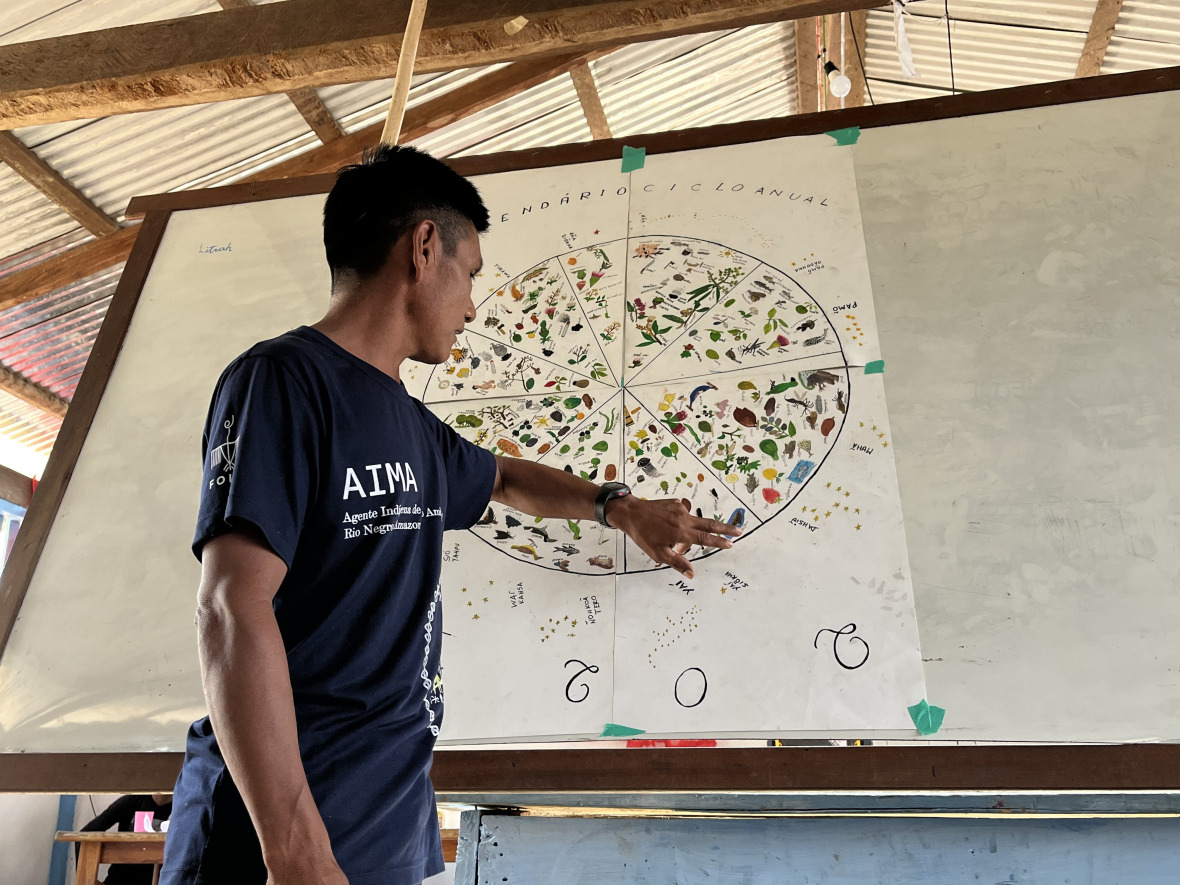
[196,530,348,885]
[490,455,741,578]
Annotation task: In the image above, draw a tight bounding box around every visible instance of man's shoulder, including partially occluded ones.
[217,328,325,390]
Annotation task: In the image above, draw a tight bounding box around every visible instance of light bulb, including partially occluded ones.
[824,61,852,99]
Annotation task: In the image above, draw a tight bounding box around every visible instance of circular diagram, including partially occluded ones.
[424,236,851,574]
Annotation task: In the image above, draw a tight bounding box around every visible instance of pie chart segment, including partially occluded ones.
[627,358,849,523]
[622,237,760,381]
[477,257,613,388]
[428,390,625,575]
[559,242,628,385]
[628,264,844,387]
[422,329,612,404]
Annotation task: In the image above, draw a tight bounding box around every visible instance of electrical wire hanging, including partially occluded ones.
[850,15,875,106]
[944,0,957,95]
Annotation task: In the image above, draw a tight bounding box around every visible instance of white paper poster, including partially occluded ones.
[406,138,925,741]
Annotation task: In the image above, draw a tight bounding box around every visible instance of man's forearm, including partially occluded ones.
[492,456,607,523]
[197,596,333,871]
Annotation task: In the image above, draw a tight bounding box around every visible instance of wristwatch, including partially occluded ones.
[594,481,631,528]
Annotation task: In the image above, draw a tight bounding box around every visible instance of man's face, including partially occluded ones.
[413,224,482,365]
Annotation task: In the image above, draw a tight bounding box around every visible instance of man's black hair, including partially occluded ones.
[323,144,490,281]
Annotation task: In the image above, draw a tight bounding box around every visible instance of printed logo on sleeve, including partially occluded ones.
[207,416,238,488]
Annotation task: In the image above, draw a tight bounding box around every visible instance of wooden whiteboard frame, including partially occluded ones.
[2,66,1179,793]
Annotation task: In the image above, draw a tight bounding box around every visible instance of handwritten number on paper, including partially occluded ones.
[674,667,708,708]
[564,659,600,703]
[813,623,870,670]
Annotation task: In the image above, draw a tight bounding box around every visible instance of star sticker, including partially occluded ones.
[489,580,494,585]
[843,506,849,511]
[593,229,600,234]
[824,511,831,518]
[836,486,842,491]
[883,441,888,447]
[859,422,864,427]
[854,507,860,514]
[872,425,877,431]
[845,491,850,497]
[472,614,480,619]
[878,433,885,439]
[855,524,862,531]
[483,597,489,603]
[720,587,727,594]
[826,482,832,488]
[813,515,820,522]
[461,587,467,592]
[467,601,472,606]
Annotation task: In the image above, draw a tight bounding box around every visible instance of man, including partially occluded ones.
[161,146,740,885]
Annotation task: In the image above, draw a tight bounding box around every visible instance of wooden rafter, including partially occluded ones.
[793,11,867,114]
[794,17,821,115]
[0,0,882,129]
[215,0,345,143]
[0,463,33,508]
[569,62,613,140]
[1077,0,1125,78]
[0,362,68,419]
[0,132,118,237]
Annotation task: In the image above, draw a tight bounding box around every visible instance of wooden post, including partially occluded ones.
[380,0,431,146]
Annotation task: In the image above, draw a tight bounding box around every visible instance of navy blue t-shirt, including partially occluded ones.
[162,327,496,885]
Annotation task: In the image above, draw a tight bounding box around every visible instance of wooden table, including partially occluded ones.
[55,831,165,885]
[56,828,458,881]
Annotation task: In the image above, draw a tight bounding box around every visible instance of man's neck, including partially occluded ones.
[313,282,411,382]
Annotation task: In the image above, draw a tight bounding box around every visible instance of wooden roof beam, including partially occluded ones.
[215,0,345,143]
[570,62,613,140]
[0,0,883,129]
[0,132,119,237]
[794,17,821,115]
[1077,0,1125,78]
[0,362,68,419]
[793,11,867,114]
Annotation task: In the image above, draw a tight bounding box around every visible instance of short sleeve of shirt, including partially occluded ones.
[421,406,497,531]
[193,356,319,566]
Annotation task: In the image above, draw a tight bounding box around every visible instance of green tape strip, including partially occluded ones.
[864,359,885,374]
[621,145,646,173]
[825,126,861,146]
[907,700,946,735]
[601,722,646,737]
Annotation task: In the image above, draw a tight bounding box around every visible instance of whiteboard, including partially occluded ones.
[1,87,1178,750]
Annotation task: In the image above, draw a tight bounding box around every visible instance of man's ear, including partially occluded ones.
[409,219,438,282]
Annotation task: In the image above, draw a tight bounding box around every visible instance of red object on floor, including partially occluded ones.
[625,739,717,748]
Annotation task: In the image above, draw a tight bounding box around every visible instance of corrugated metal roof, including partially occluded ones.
[865,7,1085,95]
[1118,1,1180,45]
[0,163,80,259]
[0,0,216,44]
[601,23,797,135]
[0,272,116,398]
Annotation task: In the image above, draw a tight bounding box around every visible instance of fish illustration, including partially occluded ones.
[555,544,579,555]
[511,544,541,561]
[553,559,571,572]
[527,525,554,543]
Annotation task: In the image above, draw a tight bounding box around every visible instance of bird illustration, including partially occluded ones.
[476,507,496,525]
